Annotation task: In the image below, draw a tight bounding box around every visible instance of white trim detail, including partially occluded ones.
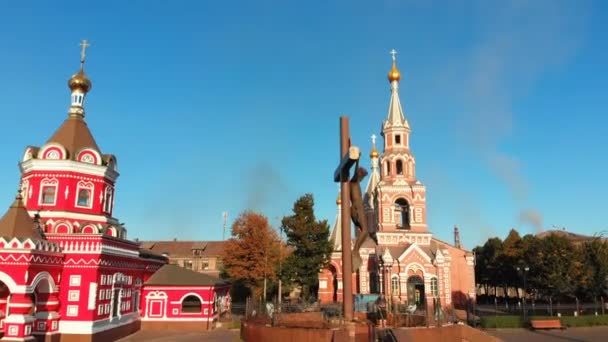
[20,159,119,181]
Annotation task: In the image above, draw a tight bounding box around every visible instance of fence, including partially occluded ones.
[475,296,608,320]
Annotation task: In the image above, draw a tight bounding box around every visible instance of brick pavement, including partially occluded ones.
[116,329,241,342]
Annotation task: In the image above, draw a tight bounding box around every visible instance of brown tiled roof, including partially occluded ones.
[139,240,227,258]
[145,264,229,287]
[46,117,101,160]
[0,194,43,240]
[386,244,409,260]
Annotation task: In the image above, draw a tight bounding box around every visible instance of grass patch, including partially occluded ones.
[480,315,608,329]
[230,319,242,329]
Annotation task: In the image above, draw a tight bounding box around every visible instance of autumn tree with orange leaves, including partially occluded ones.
[221,211,285,299]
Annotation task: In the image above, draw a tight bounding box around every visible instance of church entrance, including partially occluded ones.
[407,276,424,307]
[0,280,10,337]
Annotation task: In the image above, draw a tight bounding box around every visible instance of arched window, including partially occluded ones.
[385,161,391,176]
[42,186,56,204]
[181,295,202,313]
[103,187,113,213]
[431,277,439,297]
[369,272,379,294]
[395,199,410,228]
[391,275,400,295]
[395,198,410,229]
[396,160,404,175]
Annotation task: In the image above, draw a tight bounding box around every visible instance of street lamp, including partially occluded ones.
[516,266,530,322]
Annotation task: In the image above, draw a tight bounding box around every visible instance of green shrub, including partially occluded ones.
[480,316,524,328]
[480,314,608,329]
[559,315,608,327]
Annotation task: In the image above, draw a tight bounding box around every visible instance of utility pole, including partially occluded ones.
[222,211,228,240]
[278,228,283,309]
[263,252,268,303]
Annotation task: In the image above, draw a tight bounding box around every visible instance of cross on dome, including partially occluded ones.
[371,134,377,146]
[390,49,397,62]
[80,39,91,69]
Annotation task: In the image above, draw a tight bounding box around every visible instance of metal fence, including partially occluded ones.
[474,297,608,320]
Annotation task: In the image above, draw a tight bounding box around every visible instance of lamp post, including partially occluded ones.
[516,266,529,322]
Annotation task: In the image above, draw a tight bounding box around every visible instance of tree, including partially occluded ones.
[280,193,333,299]
[579,239,608,300]
[221,211,284,299]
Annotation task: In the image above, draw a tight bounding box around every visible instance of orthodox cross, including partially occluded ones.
[371,134,377,146]
[80,39,91,68]
[390,48,397,62]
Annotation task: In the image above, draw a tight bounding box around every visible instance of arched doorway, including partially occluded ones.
[407,276,424,307]
[328,264,338,302]
[0,280,10,336]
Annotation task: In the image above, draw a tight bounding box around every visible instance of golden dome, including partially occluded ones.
[388,61,400,82]
[370,146,379,158]
[68,69,92,93]
[336,194,342,205]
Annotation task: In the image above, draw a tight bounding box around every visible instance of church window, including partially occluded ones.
[431,277,439,297]
[391,275,400,295]
[395,135,401,145]
[396,160,404,175]
[385,161,391,176]
[103,187,113,213]
[75,181,94,208]
[181,295,202,313]
[41,186,56,204]
[395,198,410,229]
[77,189,91,207]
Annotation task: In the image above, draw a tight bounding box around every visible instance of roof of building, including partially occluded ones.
[139,240,226,258]
[145,264,229,287]
[0,192,44,241]
[46,116,102,160]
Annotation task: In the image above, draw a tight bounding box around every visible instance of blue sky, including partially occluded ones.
[0,0,606,247]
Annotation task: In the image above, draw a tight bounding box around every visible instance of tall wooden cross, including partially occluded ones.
[333,116,361,322]
[80,39,91,68]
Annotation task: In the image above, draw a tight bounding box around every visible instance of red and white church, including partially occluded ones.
[0,44,229,342]
[319,52,476,314]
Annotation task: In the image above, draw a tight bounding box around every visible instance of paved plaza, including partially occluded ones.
[117,329,241,342]
[487,326,608,342]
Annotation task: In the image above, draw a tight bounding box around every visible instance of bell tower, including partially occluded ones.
[376,50,428,234]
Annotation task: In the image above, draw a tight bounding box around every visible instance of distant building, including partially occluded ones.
[139,241,226,277]
[318,52,476,313]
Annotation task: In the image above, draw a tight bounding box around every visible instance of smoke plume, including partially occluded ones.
[519,209,544,234]
[244,161,288,212]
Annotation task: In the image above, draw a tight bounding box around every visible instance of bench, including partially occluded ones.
[530,319,565,330]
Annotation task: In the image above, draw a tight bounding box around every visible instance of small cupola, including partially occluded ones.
[68,40,93,118]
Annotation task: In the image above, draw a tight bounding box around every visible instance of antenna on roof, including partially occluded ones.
[222,211,228,240]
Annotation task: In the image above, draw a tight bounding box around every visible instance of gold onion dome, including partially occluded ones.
[336,194,342,205]
[370,146,379,158]
[68,69,92,93]
[388,61,401,82]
